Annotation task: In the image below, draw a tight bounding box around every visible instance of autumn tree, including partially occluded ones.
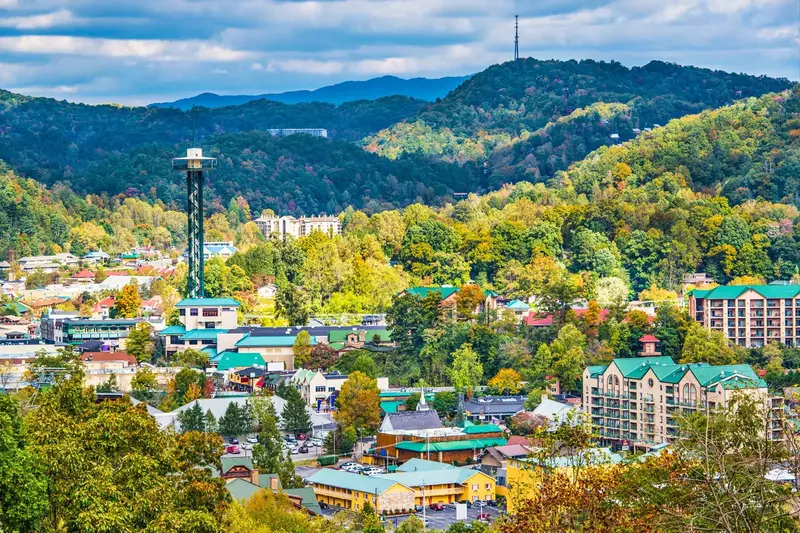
[334,371,381,434]
[455,284,485,320]
[488,368,522,394]
[126,322,154,363]
[680,321,738,365]
[306,344,338,370]
[113,279,142,318]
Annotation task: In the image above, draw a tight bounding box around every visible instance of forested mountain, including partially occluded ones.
[363,59,794,189]
[149,75,471,109]
[0,90,424,187]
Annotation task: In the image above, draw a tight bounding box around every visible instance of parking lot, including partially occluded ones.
[320,503,503,529]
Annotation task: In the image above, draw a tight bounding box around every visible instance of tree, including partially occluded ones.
[306,344,338,370]
[432,391,458,419]
[524,388,546,411]
[488,368,522,394]
[456,284,485,320]
[450,343,483,394]
[404,392,421,411]
[113,280,142,318]
[0,394,47,533]
[252,397,302,489]
[96,373,118,393]
[293,330,312,368]
[217,401,252,438]
[175,347,210,369]
[275,283,310,326]
[351,352,378,378]
[680,322,737,365]
[531,324,587,392]
[130,366,160,404]
[334,371,381,434]
[177,402,206,433]
[23,374,229,532]
[281,386,312,435]
[126,322,154,364]
[171,367,208,406]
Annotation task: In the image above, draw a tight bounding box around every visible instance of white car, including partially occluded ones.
[246,436,258,444]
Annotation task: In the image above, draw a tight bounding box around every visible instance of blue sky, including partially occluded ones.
[0,0,797,105]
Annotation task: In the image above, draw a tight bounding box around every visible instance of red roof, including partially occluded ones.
[639,334,659,343]
[93,296,115,312]
[526,315,553,326]
[71,269,95,279]
[80,351,137,365]
[506,436,532,446]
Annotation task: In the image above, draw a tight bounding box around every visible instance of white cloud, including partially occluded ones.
[0,9,76,29]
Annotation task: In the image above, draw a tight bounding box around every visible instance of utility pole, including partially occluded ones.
[514,15,519,61]
[422,480,427,530]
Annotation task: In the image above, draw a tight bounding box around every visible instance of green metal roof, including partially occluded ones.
[505,299,530,310]
[216,351,266,371]
[696,284,800,300]
[587,365,608,377]
[376,467,485,488]
[394,438,507,453]
[255,474,282,490]
[380,391,414,398]
[462,424,502,435]
[235,334,316,347]
[226,478,265,501]
[380,401,404,414]
[283,487,322,514]
[397,458,456,472]
[405,286,460,300]
[221,456,254,474]
[611,357,675,379]
[201,346,218,358]
[689,364,762,387]
[159,325,187,336]
[307,468,410,494]
[689,289,712,298]
[175,297,241,308]
[328,329,392,342]
[180,328,227,341]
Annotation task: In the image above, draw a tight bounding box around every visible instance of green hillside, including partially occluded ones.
[363,59,795,191]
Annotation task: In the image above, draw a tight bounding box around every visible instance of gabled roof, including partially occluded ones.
[611,357,675,378]
[689,364,764,387]
[397,458,455,472]
[404,286,460,300]
[505,299,530,311]
[376,467,488,488]
[384,410,442,431]
[71,269,95,279]
[159,325,187,336]
[175,298,241,308]
[216,351,266,371]
[639,334,659,343]
[308,468,411,495]
[221,456,254,474]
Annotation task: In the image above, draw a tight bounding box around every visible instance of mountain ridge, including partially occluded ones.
[148,74,471,110]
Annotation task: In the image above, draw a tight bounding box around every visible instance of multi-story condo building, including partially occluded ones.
[41,317,145,345]
[254,215,341,240]
[687,284,800,348]
[583,354,783,450]
[266,128,328,138]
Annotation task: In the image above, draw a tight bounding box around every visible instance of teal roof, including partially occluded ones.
[587,365,608,377]
[380,391,413,398]
[175,298,241,308]
[226,478,266,501]
[235,334,316,347]
[695,284,800,300]
[283,487,322,514]
[216,351,266,371]
[611,357,675,379]
[397,458,455,473]
[405,286,459,300]
[307,468,410,494]
[688,289,712,299]
[221,456,254,474]
[380,401,404,414]
[394,438,506,453]
[180,329,226,341]
[462,423,502,435]
[595,357,767,390]
[376,466,486,488]
[202,346,218,358]
[505,299,530,311]
[159,325,187,336]
[689,364,763,387]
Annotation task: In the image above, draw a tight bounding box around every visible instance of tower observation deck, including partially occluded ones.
[172,148,217,298]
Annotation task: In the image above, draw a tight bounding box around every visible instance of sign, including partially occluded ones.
[455,502,468,521]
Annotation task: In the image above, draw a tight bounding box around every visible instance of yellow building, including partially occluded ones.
[307,469,415,513]
[503,447,622,514]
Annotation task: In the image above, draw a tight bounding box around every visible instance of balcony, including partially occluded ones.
[642,405,655,413]
[644,395,655,404]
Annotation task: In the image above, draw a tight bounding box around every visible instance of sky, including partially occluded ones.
[0,0,797,106]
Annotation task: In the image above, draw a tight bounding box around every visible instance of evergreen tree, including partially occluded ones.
[217,402,251,438]
[204,409,218,434]
[177,402,205,433]
[252,398,302,488]
[281,386,312,435]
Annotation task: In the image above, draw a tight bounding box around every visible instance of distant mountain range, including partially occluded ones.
[148,75,472,109]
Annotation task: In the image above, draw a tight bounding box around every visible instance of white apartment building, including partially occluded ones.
[254,215,341,240]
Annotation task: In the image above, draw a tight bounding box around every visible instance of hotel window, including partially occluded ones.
[170,336,181,344]
[179,309,186,316]
[202,308,219,317]
[190,308,198,316]
[472,484,478,491]
[485,483,491,490]
[328,386,336,392]
[315,386,326,392]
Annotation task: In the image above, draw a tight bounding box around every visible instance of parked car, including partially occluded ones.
[429,503,444,511]
[226,445,240,454]
[340,462,357,469]
[298,445,309,453]
[475,500,489,507]
[477,513,491,521]
[229,437,239,445]
[290,447,300,454]
[246,435,258,443]
[362,467,384,476]
[296,433,306,440]
[486,500,498,507]
[242,443,253,451]
[458,500,472,508]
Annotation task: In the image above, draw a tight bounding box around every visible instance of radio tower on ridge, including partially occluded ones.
[173,128,217,298]
[514,15,519,61]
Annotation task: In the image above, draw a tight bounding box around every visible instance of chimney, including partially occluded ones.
[270,476,279,491]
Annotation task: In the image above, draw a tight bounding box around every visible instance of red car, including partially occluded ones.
[226,445,240,454]
[429,503,444,511]
[477,513,491,521]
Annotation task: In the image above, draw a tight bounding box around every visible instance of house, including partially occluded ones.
[401,286,499,318]
[40,317,144,345]
[462,395,527,423]
[202,241,238,261]
[96,275,155,291]
[225,477,321,514]
[504,299,531,319]
[70,269,95,283]
[531,397,582,430]
[19,253,78,273]
[257,283,278,299]
[375,462,496,506]
[481,444,532,478]
[92,296,115,319]
[82,250,110,264]
[140,297,162,316]
[290,369,349,412]
[18,297,67,315]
